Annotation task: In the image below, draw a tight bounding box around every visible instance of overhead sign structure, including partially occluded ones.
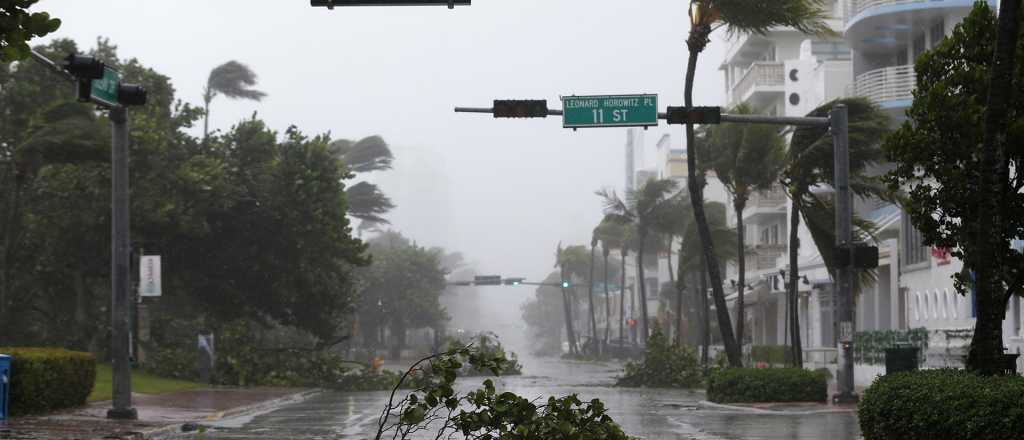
[139,255,161,297]
[90,66,120,107]
[561,94,658,128]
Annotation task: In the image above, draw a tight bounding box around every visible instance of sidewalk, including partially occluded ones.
[4,388,318,440]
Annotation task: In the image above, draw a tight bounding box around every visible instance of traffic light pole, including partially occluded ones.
[107,106,137,420]
[455,100,854,401]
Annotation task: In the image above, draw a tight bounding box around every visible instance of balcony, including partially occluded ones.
[745,244,786,272]
[852,64,915,107]
[846,0,967,25]
[730,62,784,107]
[743,186,788,221]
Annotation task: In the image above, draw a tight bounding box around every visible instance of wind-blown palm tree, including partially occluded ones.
[203,60,266,140]
[682,0,832,368]
[598,178,680,344]
[698,103,786,346]
[596,217,628,348]
[782,97,894,367]
[588,233,599,353]
[330,135,396,225]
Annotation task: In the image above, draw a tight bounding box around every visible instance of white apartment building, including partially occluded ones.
[705,0,1022,378]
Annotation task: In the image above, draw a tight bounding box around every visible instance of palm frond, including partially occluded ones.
[206,60,267,102]
[346,181,395,224]
[331,135,393,173]
[711,0,834,37]
[595,188,634,221]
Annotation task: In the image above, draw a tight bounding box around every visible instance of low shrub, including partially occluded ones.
[616,329,702,388]
[859,369,1024,440]
[707,368,827,403]
[0,347,96,415]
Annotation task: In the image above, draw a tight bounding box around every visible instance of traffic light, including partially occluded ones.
[503,278,525,286]
[311,0,470,9]
[561,281,570,288]
[117,84,147,107]
[473,275,502,286]
[493,99,548,118]
[834,243,879,269]
[61,54,105,79]
[666,106,722,125]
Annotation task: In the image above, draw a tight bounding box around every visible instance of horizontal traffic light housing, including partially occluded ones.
[493,99,548,118]
[117,84,147,106]
[503,278,525,286]
[311,0,469,8]
[62,54,105,80]
[666,106,722,125]
[834,244,879,269]
[473,275,502,286]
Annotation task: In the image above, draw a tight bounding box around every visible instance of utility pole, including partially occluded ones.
[108,106,137,419]
[30,49,146,420]
[831,104,858,404]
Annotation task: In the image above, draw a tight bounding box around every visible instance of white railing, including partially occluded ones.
[749,186,788,208]
[732,62,784,103]
[847,0,947,24]
[853,64,915,104]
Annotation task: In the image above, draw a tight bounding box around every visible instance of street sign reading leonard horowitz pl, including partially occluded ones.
[561,94,658,128]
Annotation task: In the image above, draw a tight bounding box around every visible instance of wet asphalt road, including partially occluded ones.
[200,358,861,440]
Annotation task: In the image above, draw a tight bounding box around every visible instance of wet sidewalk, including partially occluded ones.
[2,388,317,440]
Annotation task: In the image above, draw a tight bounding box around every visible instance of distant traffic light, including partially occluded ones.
[561,281,570,288]
[666,106,722,125]
[503,278,525,286]
[834,243,879,269]
[473,275,502,286]
[493,99,548,118]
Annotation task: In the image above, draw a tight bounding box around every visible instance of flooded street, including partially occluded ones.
[201,357,861,440]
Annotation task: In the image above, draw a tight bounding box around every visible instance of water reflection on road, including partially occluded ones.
[203,357,861,440]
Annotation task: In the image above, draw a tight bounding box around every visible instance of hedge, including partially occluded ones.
[707,368,827,403]
[0,347,96,415]
[859,369,1024,440]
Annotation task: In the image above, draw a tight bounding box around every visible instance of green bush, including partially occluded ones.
[444,332,523,376]
[854,327,929,365]
[616,329,702,388]
[859,369,1024,440]
[0,347,96,415]
[707,368,827,403]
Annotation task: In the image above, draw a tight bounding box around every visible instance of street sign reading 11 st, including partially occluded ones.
[561,94,658,128]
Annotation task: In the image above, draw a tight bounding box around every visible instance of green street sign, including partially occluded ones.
[91,66,120,107]
[561,94,658,128]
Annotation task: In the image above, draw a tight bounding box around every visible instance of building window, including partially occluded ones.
[761,228,769,244]
[811,40,851,61]
[912,32,927,61]
[902,214,929,267]
[930,19,945,48]
[771,224,780,245]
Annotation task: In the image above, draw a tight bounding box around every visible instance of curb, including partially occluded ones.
[142,389,322,439]
[697,400,856,415]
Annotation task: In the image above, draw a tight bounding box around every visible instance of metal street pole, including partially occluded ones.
[831,104,858,404]
[108,106,137,420]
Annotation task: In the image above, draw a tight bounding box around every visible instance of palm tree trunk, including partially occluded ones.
[603,251,611,348]
[588,245,598,353]
[967,0,1020,374]
[736,199,746,346]
[675,244,686,345]
[203,97,211,141]
[665,237,677,341]
[788,195,804,368]
[560,264,578,355]
[620,250,627,345]
[700,256,710,368]
[684,28,742,368]
[637,232,650,344]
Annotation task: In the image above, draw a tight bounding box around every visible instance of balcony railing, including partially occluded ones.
[847,0,937,23]
[732,62,784,104]
[852,64,915,104]
[748,187,787,209]
[745,244,785,271]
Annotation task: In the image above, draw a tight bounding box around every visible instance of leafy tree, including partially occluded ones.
[698,103,785,345]
[598,178,680,345]
[359,231,449,357]
[556,244,591,354]
[784,97,892,367]
[884,1,1024,373]
[202,60,265,139]
[0,0,60,61]
[520,271,568,356]
[595,218,625,347]
[683,0,832,368]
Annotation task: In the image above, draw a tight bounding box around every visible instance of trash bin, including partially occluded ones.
[885,346,919,374]
[0,354,10,423]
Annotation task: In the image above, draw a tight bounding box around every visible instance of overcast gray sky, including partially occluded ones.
[35,0,727,284]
